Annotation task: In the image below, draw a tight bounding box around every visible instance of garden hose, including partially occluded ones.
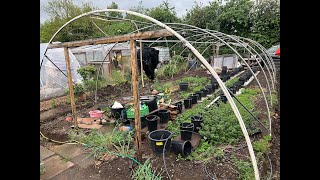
[162,133,174,180]
[40,131,78,145]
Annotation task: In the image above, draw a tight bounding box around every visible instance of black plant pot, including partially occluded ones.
[189,94,198,104]
[140,96,158,112]
[184,98,192,109]
[212,82,219,90]
[220,75,227,82]
[222,66,228,75]
[179,82,189,91]
[171,140,192,157]
[174,101,183,114]
[200,88,208,97]
[146,115,159,132]
[229,87,236,94]
[220,95,227,103]
[180,122,194,140]
[205,85,213,94]
[195,91,203,100]
[191,115,203,132]
[158,109,170,123]
[211,77,217,84]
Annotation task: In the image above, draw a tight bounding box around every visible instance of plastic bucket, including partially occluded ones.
[109,105,125,119]
[148,130,173,154]
[180,122,194,140]
[146,115,159,132]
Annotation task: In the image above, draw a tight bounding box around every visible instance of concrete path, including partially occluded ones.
[40,144,95,180]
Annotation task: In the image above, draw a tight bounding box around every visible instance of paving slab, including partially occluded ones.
[40,155,74,180]
[49,144,83,160]
[40,145,55,160]
[71,153,95,169]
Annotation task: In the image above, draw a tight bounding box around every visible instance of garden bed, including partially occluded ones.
[40,67,280,180]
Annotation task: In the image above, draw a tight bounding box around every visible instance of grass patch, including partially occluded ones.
[68,126,135,159]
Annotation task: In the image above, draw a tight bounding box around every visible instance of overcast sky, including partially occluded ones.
[40,0,213,23]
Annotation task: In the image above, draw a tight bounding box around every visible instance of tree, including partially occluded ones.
[184,1,222,30]
[40,0,96,42]
[147,0,180,23]
[249,0,280,48]
[218,0,254,37]
[107,2,123,18]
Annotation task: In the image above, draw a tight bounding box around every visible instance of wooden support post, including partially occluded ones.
[108,53,112,77]
[130,39,142,162]
[139,41,144,87]
[64,47,78,129]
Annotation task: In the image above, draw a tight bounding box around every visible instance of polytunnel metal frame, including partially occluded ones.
[38,9,280,180]
[131,23,274,136]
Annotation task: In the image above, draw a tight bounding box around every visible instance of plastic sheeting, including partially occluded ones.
[40,43,82,100]
[70,42,131,65]
[214,54,239,69]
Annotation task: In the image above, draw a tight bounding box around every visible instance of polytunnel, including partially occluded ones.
[40,9,278,180]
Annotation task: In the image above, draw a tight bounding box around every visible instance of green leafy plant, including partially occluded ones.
[253,135,271,161]
[132,159,163,180]
[231,155,255,180]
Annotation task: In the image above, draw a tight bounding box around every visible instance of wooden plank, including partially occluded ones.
[77,117,100,124]
[64,47,78,129]
[130,39,142,162]
[78,124,103,129]
[48,29,172,49]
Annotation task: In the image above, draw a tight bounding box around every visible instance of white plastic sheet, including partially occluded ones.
[40,43,82,100]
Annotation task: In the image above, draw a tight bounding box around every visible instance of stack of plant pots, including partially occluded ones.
[195,91,203,100]
[191,115,204,133]
[200,88,208,97]
[189,94,198,104]
[205,85,213,94]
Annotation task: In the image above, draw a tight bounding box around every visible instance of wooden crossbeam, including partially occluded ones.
[48,29,172,49]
